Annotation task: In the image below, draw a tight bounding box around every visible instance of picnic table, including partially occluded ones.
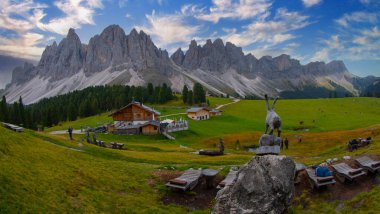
[202,169,219,188]
[109,142,124,149]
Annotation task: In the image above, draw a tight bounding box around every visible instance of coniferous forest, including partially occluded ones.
[0,83,174,129]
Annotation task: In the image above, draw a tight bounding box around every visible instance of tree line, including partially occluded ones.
[182,83,206,105]
[0,84,174,129]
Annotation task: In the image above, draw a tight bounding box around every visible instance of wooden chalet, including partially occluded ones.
[108,102,161,135]
[186,107,210,120]
[209,109,222,116]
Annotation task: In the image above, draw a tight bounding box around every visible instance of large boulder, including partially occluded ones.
[213,155,295,214]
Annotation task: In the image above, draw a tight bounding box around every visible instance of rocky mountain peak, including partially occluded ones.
[213,38,224,49]
[273,54,301,71]
[190,40,198,48]
[326,60,347,73]
[100,24,126,41]
[66,28,80,42]
[170,48,185,65]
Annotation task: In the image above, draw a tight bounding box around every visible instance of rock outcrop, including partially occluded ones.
[213,155,295,214]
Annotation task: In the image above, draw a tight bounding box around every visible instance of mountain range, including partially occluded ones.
[0,55,36,90]
[2,25,378,104]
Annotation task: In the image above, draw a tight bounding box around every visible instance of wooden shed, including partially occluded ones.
[141,121,160,135]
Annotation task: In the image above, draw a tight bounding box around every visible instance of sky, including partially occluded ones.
[0,0,379,77]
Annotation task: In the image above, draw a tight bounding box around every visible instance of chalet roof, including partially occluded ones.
[186,107,210,113]
[140,120,160,127]
[110,101,161,116]
[210,109,221,113]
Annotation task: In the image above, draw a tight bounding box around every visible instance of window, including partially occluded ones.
[154,126,157,130]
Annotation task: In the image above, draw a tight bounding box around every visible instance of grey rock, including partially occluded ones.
[11,62,35,85]
[171,48,185,65]
[257,135,281,155]
[213,155,296,214]
[259,134,281,147]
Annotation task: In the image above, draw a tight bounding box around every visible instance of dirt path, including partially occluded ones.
[160,113,187,118]
[161,99,240,119]
[43,140,83,152]
[216,98,240,110]
[49,130,84,135]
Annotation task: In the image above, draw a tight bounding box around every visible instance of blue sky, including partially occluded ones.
[0,0,379,77]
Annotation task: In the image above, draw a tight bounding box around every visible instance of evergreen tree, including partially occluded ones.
[18,97,26,126]
[158,86,166,104]
[166,87,173,101]
[0,96,8,122]
[12,102,20,125]
[193,83,206,104]
[68,102,77,121]
[182,85,188,104]
[187,90,194,105]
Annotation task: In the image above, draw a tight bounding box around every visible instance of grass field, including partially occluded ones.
[1,97,380,213]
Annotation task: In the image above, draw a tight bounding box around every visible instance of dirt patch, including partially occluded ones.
[155,170,223,211]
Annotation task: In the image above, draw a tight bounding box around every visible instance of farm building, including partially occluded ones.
[108,101,161,135]
[187,107,210,120]
[209,109,222,116]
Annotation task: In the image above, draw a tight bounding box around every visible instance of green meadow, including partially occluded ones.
[1,97,380,213]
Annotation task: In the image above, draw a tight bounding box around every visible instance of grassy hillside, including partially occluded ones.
[1,97,380,213]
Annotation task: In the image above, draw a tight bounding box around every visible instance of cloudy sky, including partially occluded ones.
[1,0,379,77]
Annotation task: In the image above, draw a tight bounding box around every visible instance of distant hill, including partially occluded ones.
[0,55,36,89]
[362,77,380,97]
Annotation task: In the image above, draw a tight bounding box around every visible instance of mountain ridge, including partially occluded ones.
[3,24,376,104]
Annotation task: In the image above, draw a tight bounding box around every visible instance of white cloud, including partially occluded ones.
[0,0,104,60]
[221,8,310,47]
[0,33,45,60]
[302,0,322,8]
[34,0,104,35]
[310,24,380,62]
[248,43,301,59]
[136,10,201,50]
[335,12,378,27]
[310,48,329,62]
[182,0,272,23]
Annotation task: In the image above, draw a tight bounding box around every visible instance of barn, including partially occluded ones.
[108,101,161,135]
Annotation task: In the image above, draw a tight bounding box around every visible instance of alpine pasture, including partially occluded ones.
[1,97,380,213]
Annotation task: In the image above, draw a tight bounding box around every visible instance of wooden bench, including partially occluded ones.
[355,156,380,173]
[332,163,366,183]
[306,168,336,189]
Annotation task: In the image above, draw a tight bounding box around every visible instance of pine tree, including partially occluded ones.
[193,83,206,104]
[18,97,25,126]
[187,90,194,105]
[68,102,77,121]
[12,102,20,125]
[166,87,173,101]
[0,96,8,122]
[182,85,188,104]
[158,87,166,104]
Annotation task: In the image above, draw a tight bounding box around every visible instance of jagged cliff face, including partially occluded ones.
[5,24,364,104]
[171,39,357,98]
[6,25,190,104]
